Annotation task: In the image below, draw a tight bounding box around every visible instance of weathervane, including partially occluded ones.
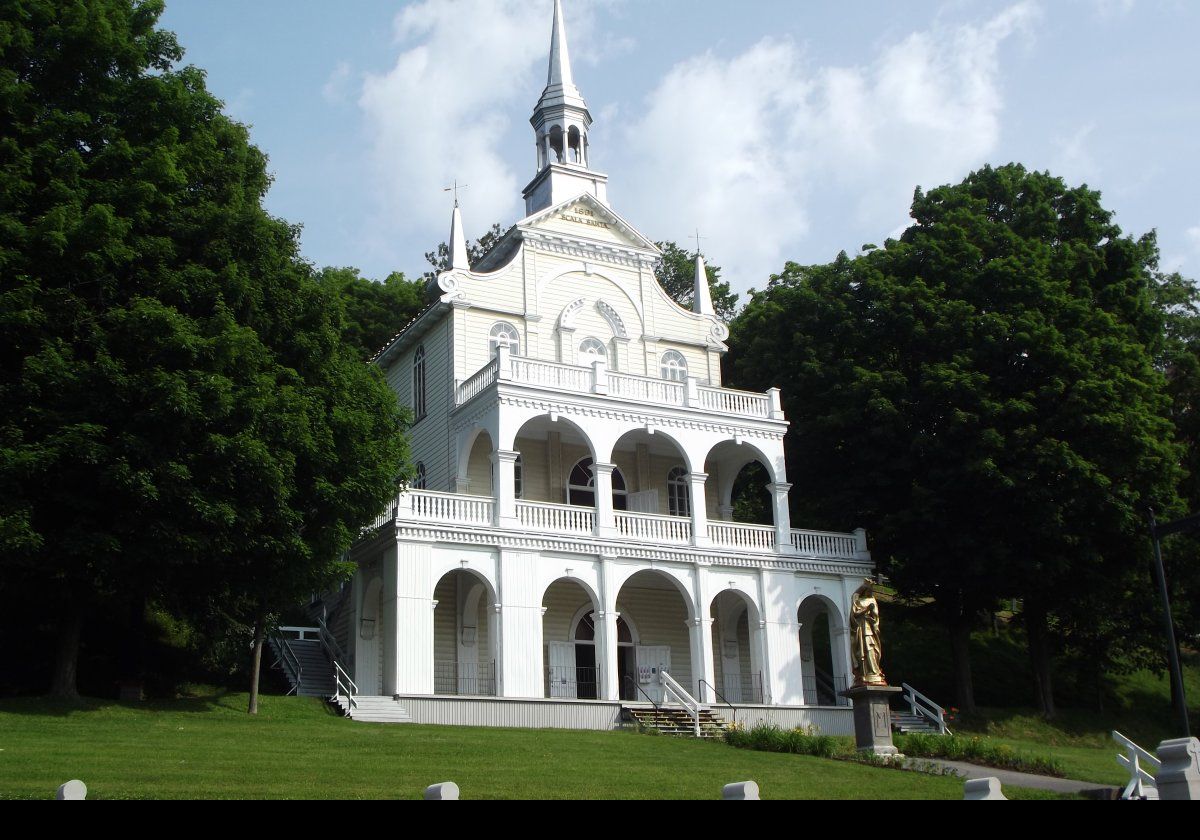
[444,180,469,207]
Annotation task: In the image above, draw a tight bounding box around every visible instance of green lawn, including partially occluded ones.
[0,691,1020,800]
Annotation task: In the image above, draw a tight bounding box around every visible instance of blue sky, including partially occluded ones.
[159,0,1200,297]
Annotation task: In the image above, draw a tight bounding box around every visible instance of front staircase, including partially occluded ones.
[625,705,727,738]
[890,683,951,735]
[890,710,941,734]
[333,694,413,724]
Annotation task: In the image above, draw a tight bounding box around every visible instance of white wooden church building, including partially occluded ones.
[336,1,874,732]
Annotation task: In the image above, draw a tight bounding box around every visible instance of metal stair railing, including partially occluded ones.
[269,629,304,696]
[621,675,663,713]
[315,615,347,666]
[1113,730,1160,799]
[698,679,737,728]
[660,670,702,738]
[334,661,358,717]
[901,683,950,734]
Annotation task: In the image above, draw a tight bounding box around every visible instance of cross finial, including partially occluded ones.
[444,180,469,206]
[689,228,705,256]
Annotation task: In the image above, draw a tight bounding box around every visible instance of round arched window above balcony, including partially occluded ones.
[567,457,627,510]
[578,337,607,368]
[489,322,520,357]
[660,350,688,382]
[667,465,689,517]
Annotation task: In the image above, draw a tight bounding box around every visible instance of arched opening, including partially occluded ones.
[357,576,384,695]
[608,429,692,540]
[567,125,583,164]
[541,578,635,700]
[709,590,764,704]
[616,569,695,703]
[463,429,494,497]
[797,595,848,706]
[704,440,778,549]
[509,415,597,509]
[432,569,497,696]
[548,125,564,163]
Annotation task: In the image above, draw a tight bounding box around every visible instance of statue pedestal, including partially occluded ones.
[841,684,903,756]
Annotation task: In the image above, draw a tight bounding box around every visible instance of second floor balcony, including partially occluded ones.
[455,346,785,421]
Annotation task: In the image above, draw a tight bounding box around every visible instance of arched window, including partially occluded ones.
[667,466,690,517]
[548,125,564,163]
[413,345,427,421]
[578,337,607,367]
[567,457,627,509]
[414,462,427,490]
[660,350,688,382]
[567,125,583,164]
[489,322,520,357]
[573,612,632,644]
[514,453,523,499]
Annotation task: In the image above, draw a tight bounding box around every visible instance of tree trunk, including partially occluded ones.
[50,608,83,700]
[949,616,977,714]
[1025,605,1056,719]
[248,610,266,715]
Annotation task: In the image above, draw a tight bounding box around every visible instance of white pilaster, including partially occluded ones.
[768,481,793,551]
[592,461,618,537]
[595,609,620,701]
[493,449,520,528]
[761,569,804,705]
[688,472,710,547]
[392,542,434,695]
[497,549,544,698]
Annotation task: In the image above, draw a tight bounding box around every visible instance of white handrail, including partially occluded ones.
[901,682,950,735]
[1113,730,1160,800]
[334,661,358,716]
[660,670,702,738]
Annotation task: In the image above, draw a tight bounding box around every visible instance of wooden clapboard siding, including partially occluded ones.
[617,584,692,689]
[541,580,594,643]
[386,315,453,491]
[465,432,493,497]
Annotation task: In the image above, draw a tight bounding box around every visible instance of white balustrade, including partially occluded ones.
[789,529,859,557]
[455,358,499,406]
[615,511,692,544]
[516,500,595,534]
[608,372,686,405]
[453,355,777,419]
[398,490,494,526]
[509,357,592,392]
[709,521,776,551]
[696,385,770,418]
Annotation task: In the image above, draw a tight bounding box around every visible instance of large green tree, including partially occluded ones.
[728,164,1182,715]
[654,241,739,322]
[317,267,426,360]
[0,0,408,700]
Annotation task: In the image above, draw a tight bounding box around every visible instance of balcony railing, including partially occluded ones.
[517,499,595,535]
[373,490,865,562]
[453,350,781,421]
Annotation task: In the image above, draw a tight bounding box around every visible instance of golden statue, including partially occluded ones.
[850,578,886,686]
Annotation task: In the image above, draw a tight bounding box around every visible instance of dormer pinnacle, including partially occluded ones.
[547,0,574,90]
[449,201,469,271]
[694,253,715,316]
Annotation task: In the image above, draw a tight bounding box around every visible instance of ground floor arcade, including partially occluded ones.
[347,537,861,709]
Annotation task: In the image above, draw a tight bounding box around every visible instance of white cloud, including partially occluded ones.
[1187,225,1200,251]
[322,61,352,104]
[612,1,1040,291]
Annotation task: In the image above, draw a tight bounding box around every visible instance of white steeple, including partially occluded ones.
[694,253,715,316]
[523,0,609,216]
[449,200,469,271]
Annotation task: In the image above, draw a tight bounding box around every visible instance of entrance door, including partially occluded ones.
[635,645,672,704]
[547,642,577,698]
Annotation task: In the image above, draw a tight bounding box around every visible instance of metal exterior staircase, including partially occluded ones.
[268,632,336,698]
[625,706,727,738]
[890,711,941,734]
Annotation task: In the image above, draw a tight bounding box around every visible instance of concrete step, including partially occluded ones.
[337,695,413,724]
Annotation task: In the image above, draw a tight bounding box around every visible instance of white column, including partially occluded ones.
[768,481,793,551]
[761,569,803,705]
[595,609,620,701]
[688,472,710,547]
[496,549,544,698]
[689,617,716,702]
[593,461,618,537]
[749,618,767,704]
[493,449,520,528]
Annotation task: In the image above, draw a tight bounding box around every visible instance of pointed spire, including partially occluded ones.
[547,0,574,89]
[449,201,469,271]
[694,253,715,316]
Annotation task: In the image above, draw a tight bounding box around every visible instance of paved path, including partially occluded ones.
[904,758,1118,796]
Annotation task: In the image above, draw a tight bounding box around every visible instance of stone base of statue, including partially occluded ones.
[841,683,904,757]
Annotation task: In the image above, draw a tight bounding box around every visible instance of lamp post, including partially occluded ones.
[1147,509,1192,738]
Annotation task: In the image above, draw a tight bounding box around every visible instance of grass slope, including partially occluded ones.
[0,692,986,800]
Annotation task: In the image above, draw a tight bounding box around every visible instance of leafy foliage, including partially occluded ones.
[0,0,408,696]
[654,241,739,321]
[727,164,1183,714]
[422,221,510,284]
[317,267,426,360]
